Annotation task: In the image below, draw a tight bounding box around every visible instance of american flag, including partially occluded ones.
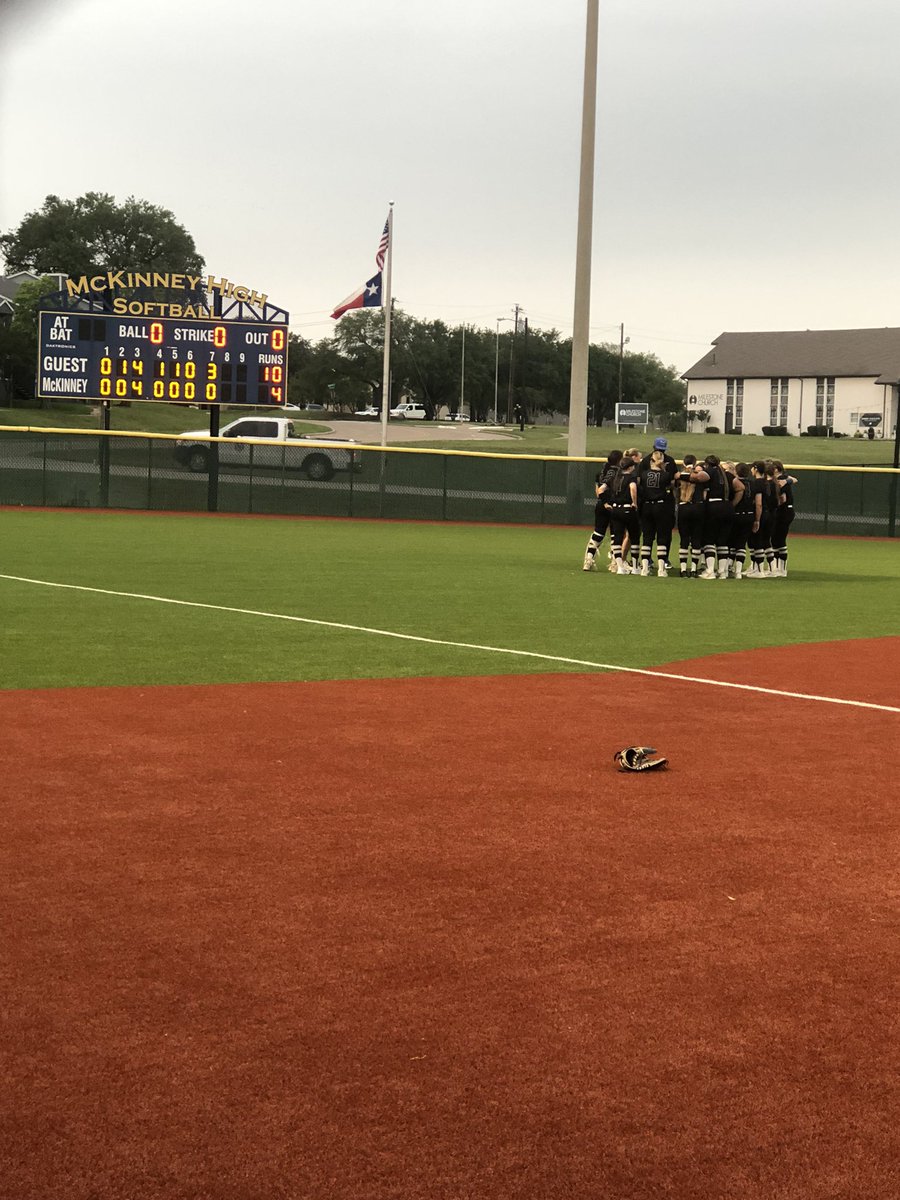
[375,216,390,271]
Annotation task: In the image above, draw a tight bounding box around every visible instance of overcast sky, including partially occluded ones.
[2,0,899,373]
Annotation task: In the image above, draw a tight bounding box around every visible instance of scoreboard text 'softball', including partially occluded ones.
[38,312,288,406]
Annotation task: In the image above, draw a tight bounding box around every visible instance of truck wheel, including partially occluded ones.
[303,453,334,482]
[187,448,209,473]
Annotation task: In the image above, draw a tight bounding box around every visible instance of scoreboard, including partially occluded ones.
[37,312,288,406]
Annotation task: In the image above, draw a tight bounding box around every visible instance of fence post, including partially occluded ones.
[442,454,448,521]
[99,401,111,508]
[207,405,220,512]
[888,472,898,538]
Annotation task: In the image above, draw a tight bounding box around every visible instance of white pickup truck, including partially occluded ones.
[173,416,361,481]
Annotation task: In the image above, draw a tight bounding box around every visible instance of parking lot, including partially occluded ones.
[322,419,516,444]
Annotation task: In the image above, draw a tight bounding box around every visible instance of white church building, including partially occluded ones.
[682,328,900,438]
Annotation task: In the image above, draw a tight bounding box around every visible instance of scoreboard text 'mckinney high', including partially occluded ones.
[36,271,289,407]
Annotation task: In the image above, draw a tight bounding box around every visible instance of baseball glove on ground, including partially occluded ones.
[614,746,669,772]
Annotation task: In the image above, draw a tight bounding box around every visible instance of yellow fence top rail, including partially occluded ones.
[0,426,898,472]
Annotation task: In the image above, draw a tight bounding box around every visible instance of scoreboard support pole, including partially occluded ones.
[208,405,221,513]
[99,400,111,508]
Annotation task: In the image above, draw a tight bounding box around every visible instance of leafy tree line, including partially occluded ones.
[1,192,685,424]
[1,193,204,404]
[291,309,686,426]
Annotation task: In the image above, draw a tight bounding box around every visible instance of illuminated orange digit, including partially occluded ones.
[100,357,112,376]
[271,328,285,350]
[150,322,164,344]
[213,325,227,347]
[205,383,217,401]
[271,387,282,403]
[272,366,283,383]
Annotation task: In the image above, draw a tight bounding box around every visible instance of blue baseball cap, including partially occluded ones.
[653,437,668,450]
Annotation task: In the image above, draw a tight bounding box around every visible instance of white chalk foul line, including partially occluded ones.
[2,573,898,715]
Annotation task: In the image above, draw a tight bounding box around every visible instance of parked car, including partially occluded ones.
[446,411,470,422]
[303,403,327,412]
[355,405,380,418]
[389,402,427,419]
[174,416,361,481]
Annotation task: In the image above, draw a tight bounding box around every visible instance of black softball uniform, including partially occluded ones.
[702,466,735,547]
[638,460,676,551]
[772,474,796,549]
[676,471,705,551]
[606,469,640,547]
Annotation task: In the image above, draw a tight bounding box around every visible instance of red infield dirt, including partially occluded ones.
[2,638,899,1200]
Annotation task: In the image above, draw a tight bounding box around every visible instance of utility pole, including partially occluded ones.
[506,303,521,423]
[617,322,625,410]
[460,324,465,415]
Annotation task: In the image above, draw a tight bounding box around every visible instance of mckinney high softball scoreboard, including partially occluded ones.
[37,312,288,406]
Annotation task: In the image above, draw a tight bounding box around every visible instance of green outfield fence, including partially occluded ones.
[1,427,899,537]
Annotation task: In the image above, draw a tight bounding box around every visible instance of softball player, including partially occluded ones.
[605,457,640,574]
[747,461,778,576]
[696,454,737,579]
[728,462,759,579]
[771,460,798,576]
[637,446,676,576]
[675,454,705,576]
[582,450,623,571]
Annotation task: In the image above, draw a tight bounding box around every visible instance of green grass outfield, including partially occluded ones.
[2,509,898,691]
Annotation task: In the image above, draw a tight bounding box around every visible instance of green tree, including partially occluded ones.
[0,192,204,277]
[0,275,70,404]
[624,352,685,424]
[332,310,392,408]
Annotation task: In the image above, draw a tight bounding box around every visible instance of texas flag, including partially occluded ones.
[330,272,383,320]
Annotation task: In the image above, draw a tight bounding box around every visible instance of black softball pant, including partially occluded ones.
[771,507,795,550]
[750,513,773,551]
[590,501,611,541]
[702,500,733,548]
[729,512,755,553]
[640,499,675,552]
[677,503,705,550]
[608,505,640,550]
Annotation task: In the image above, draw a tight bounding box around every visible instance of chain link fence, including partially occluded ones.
[1,429,898,536]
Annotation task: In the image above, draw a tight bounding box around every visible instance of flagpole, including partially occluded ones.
[380,203,394,447]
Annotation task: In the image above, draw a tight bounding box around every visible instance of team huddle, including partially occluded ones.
[582,437,797,579]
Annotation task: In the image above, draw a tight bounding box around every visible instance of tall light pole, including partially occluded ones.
[494,315,514,424]
[460,324,466,416]
[616,322,630,415]
[567,0,599,459]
